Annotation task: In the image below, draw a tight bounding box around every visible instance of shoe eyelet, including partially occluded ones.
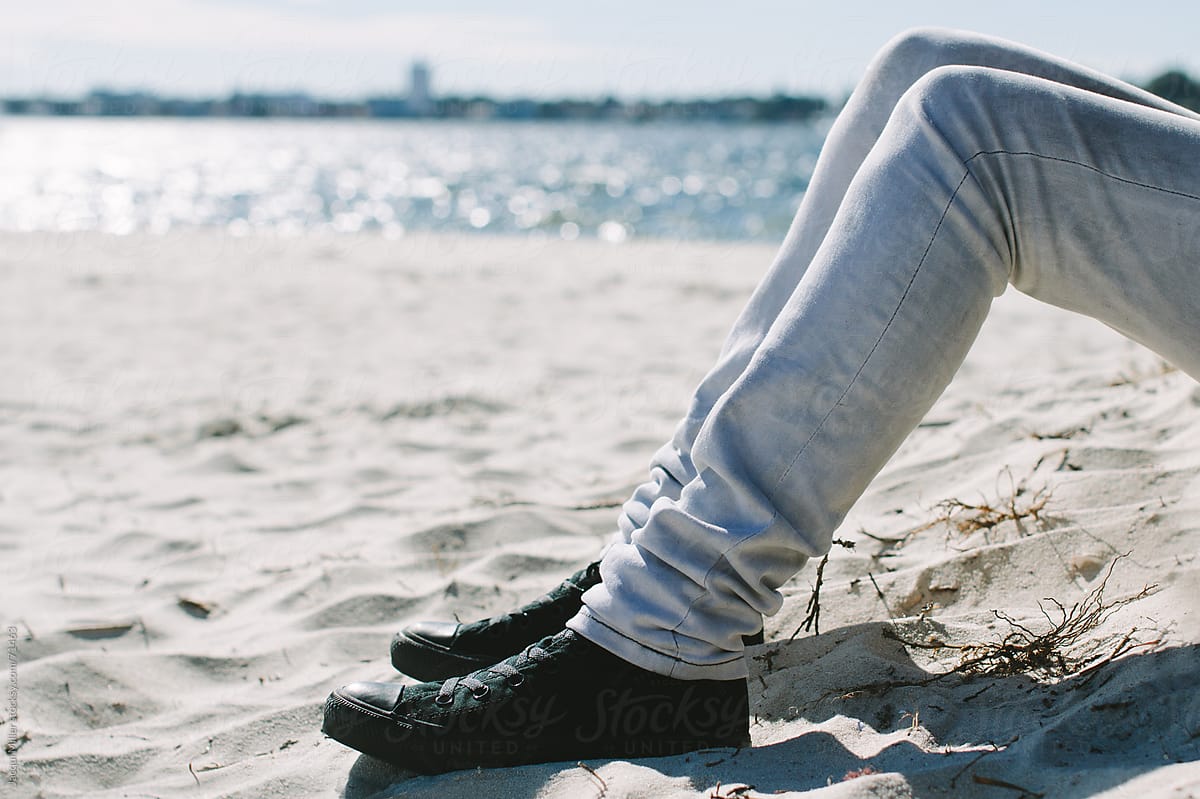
[471,685,490,700]
[435,693,453,706]
[506,673,525,687]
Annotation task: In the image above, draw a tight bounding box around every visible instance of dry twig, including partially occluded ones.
[1109,359,1177,387]
[791,538,856,639]
[868,572,895,619]
[870,556,1156,691]
[932,482,1051,539]
[578,761,607,797]
[792,554,828,640]
[948,557,1155,680]
[972,774,1045,797]
[864,469,1054,553]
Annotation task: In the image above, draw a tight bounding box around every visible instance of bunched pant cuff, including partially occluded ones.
[565,606,750,682]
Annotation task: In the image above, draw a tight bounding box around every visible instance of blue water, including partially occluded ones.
[0,117,830,241]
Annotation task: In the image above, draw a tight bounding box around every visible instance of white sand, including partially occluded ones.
[1,231,1197,798]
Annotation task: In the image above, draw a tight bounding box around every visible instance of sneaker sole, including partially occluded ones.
[323,687,749,774]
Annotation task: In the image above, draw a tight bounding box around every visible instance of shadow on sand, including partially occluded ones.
[339,623,1200,798]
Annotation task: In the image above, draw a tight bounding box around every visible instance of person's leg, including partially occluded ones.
[326,63,1200,772]
[573,64,1200,679]
[389,28,1198,683]
[617,27,1200,543]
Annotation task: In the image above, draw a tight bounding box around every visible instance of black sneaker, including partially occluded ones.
[391,560,766,681]
[390,561,603,681]
[323,629,750,773]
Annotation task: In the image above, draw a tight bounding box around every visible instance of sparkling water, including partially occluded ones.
[0,117,830,241]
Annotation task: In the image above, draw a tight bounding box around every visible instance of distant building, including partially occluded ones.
[406,61,434,116]
[83,90,161,116]
[228,92,317,117]
[366,96,409,118]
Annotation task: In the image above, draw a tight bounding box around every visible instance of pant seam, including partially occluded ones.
[964,148,1200,203]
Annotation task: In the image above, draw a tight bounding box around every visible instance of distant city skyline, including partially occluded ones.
[5,1,1200,100]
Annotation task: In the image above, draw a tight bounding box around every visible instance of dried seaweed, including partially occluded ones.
[931,483,1051,539]
[936,557,1156,681]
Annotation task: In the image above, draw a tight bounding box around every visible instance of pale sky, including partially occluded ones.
[4,0,1199,100]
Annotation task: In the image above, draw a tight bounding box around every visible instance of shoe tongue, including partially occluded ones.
[567,561,602,591]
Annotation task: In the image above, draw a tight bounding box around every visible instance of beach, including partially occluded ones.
[1,230,1197,798]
